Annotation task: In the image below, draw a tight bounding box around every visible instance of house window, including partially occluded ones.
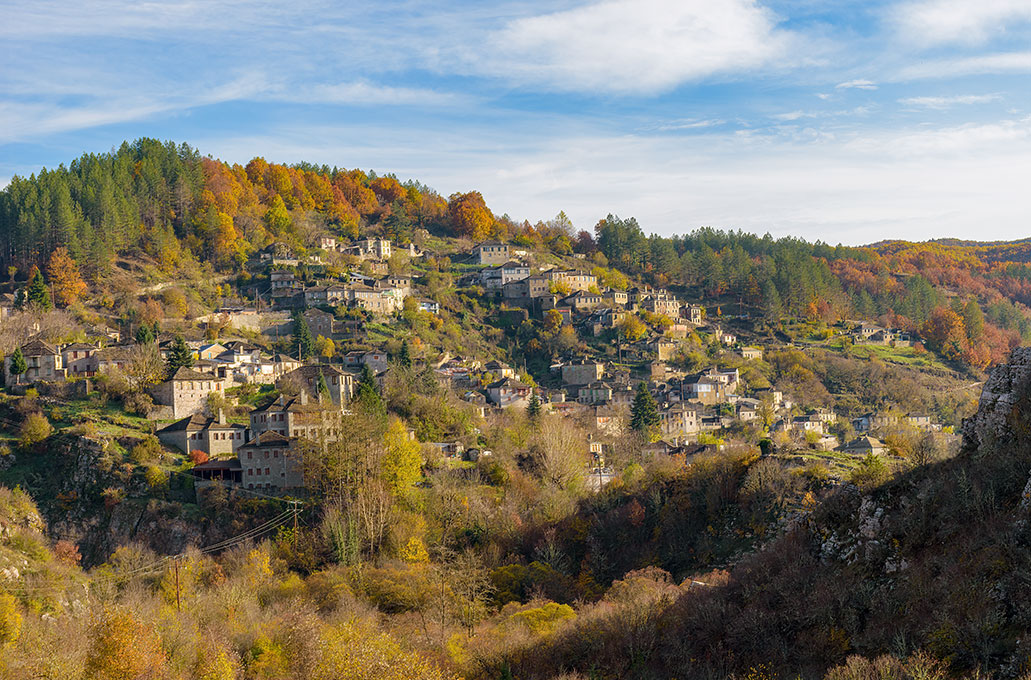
[265,468,270,476]
[247,451,252,459]
[248,469,253,476]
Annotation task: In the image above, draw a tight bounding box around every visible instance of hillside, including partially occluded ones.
[1,140,1031,678]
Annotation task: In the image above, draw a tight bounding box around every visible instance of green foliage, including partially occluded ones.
[165,334,194,377]
[26,268,53,311]
[293,312,314,361]
[19,412,52,448]
[8,346,26,381]
[0,591,21,647]
[850,453,891,491]
[629,382,659,434]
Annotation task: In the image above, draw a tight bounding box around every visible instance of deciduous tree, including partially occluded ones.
[46,246,87,307]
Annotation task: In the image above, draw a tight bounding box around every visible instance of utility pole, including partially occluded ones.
[291,500,300,549]
[173,556,181,613]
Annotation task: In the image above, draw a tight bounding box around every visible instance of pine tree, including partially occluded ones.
[8,347,27,384]
[630,382,659,434]
[527,390,542,421]
[26,269,52,311]
[293,312,314,361]
[354,363,384,414]
[135,324,155,344]
[397,339,412,368]
[165,335,194,378]
[317,370,330,401]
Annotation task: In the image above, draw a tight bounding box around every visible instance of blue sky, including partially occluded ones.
[3,0,1031,245]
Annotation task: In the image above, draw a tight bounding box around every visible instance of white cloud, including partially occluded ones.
[0,74,265,144]
[899,94,1001,109]
[836,79,877,90]
[195,114,1031,245]
[892,0,1031,46]
[285,81,468,107]
[647,119,725,131]
[462,0,794,94]
[896,51,1031,79]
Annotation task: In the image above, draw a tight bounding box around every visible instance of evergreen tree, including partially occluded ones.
[293,312,314,361]
[135,324,155,344]
[8,347,27,384]
[354,364,384,414]
[165,335,194,377]
[26,269,52,311]
[527,390,542,421]
[629,382,659,434]
[397,339,412,369]
[317,370,330,401]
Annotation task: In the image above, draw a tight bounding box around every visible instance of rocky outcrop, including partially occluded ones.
[962,346,1031,452]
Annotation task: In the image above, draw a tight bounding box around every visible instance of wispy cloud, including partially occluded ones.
[458,0,796,94]
[836,79,877,90]
[646,119,725,132]
[899,94,1002,109]
[283,81,470,107]
[896,51,1031,79]
[891,0,1031,46]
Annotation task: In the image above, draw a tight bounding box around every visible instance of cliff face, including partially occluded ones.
[9,434,273,567]
[962,346,1031,452]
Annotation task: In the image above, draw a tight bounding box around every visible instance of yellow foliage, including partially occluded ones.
[83,606,166,680]
[0,591,21,646]
[399,536,429,563]
[508,602,576,635]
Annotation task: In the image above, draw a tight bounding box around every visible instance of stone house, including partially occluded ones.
[480,261,531,289]
[561,290,603,312]
[157,410,247,456]
[303,308,336,338]
[741,346,763,360]
[485,377,531,408]
[152,367,225,419]
[471,242,511,265]
[238,431,304,491]
[62,342,99,377]
[5,339,64,386]
[839,435,887,456]
[562,359,605,386]
[277,365,355,407]
[660,402,701,437]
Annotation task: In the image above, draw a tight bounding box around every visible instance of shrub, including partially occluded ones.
[19,412,52,448]
[189,449,210,465]
[123,390,153,416]
[101,487,126,508]
[144,466,168,493]
[129,436,161,464]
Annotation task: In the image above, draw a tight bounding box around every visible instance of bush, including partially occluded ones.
[129,436,161,464]
[189,449,210,465]
[19,412,52,448]
[850,454,891,491]
[101,487,126,508]
[144,466,168,493]
[123,390,153,416]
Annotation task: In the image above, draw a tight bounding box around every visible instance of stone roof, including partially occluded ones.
[157,413,246,433]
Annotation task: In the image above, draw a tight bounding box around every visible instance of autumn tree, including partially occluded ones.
[83,606,166,680]
[618,314,647,342]
[447,191,493,240]
[46,246,87,307]
[382,418,422,498]
[920,307,967,361]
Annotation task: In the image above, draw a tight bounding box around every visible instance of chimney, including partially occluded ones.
[217,408,226,425]
[299,390,308,406]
